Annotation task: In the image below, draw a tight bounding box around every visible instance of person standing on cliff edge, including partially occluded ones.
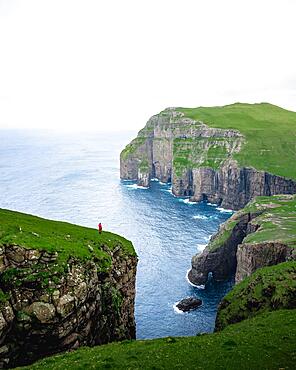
[98,222,102,234]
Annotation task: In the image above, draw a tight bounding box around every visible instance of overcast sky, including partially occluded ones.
[0,0,295,131]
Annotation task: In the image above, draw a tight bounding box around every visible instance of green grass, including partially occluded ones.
[20,309,296,370]
[0,264,67,292]
[172,137,232,176]
[216,261,296,331]
[139,159,149,172]
[208,220,237,251]
[121,137,147,160]
[198,144,229,170]
[208,194,296,251]
[0,288,10,304]
[0,209,136,268]
[243,194,296,246]
[177,103,296,179]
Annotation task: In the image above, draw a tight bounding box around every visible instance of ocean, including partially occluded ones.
[0,129,233,339]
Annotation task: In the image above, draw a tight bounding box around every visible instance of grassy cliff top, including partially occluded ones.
[20,309,296,370]
[178,102,296,179]
[0,209,136,265]
[216,261,296,331]
[209,194,296,251]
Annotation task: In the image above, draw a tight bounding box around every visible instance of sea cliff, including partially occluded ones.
[120,103,296,210]
[188,194,296,286]
[0,209,137,368]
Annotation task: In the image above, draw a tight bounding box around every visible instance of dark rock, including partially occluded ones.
[188,208,296,287]
[176,297,202,312]
[0,245,137,368]
[188,212,252,286]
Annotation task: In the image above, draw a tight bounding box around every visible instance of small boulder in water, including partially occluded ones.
[176,297,202,312]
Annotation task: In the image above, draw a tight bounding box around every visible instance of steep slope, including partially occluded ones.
[20,309,296,370]
[0,209,137,368]
[120,103,296,209]
[215,261,296,331]
[188,194,296,286]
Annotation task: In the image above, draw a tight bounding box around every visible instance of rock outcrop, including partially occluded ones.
[0,210,137,369]
[188,195,296,287]
[190,159,296,210]
[120,107,296,210]
[235,242,294,282]
[188,212,253,285]
[176,297,202,312]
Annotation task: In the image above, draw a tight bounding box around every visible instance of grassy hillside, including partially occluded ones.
[20,309,296,370]
[216,261,296,330]
[209,194,296,251]
[0,209,136,268]
[172,136,237,176]
[178,103,296,179]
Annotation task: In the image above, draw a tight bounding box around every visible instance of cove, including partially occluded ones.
[122,180,233,338]
[0,130,233,339]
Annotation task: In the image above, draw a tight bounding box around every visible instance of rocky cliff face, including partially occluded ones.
[120,108,296,209]
[0,244,137,368]
[235,242,294,282]
[188,195,296,287]
[188,212,253,285]
[190,159,296,210]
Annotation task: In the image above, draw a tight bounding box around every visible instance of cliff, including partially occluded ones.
[0,209,137,368]
[120,103,296,210]
[215,261,296,331]
[188,194,296,286]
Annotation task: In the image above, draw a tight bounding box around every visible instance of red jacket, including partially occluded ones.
[98,223,102,232]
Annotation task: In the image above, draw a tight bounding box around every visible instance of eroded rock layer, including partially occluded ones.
[188,194,296,287]
[120,108,296,209]
[0,244,137,368]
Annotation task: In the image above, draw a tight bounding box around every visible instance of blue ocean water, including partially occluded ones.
[0,130,233,339]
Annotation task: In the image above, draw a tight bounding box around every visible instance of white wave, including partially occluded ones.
[217,207,234,213]
[179,198,197,205]
[161,188,174,195]
[203,235,212,242]
[126,184,149,190]
[173,302,185,314]
[185,269,205,289]
[197,243,207,251]
[192,215,208,220]
[207,203,218,207]
[150,178,168,186]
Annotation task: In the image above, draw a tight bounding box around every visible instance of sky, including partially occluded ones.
[0,0,295,132]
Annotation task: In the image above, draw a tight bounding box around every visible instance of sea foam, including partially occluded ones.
[193,215,208,220]
[217,207,233,213]
[197,243,207,251]
[179,198,197,205]
[186,269,205,289]
[126,184,149,190]
[173,302,185,314]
